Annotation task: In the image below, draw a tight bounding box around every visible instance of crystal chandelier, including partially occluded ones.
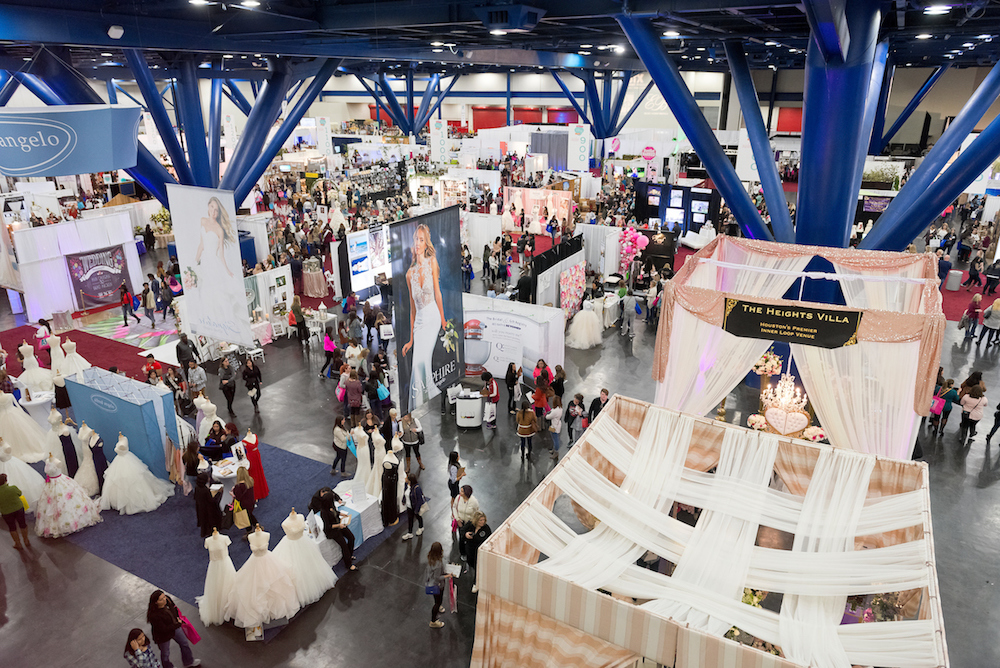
[761,373,808,413]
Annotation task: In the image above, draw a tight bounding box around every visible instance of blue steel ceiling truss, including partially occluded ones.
[353,71,462,136]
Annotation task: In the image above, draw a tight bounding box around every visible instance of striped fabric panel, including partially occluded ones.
[675,624,803,668]
[470,593,640,668]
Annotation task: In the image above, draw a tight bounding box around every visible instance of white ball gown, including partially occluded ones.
[406,261,443,407]
[34,456,102,538]
[100,435,175,514]
[58,339,91,378]
[47,333,66,374]
[272,511,337,606]
[565,303,604,350]
[352,426,373,491]
[0,392,47,463]
[198,532,237,626]
[17,343,53,393]
[73,425,100,498]
[226,528,300,628]
[363,428,386,499]
[0,442,44,510]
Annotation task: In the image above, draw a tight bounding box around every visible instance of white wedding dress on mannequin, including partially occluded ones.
[566,307,604,349]
[100,434,175,514]
[0,392,46,462]
[198,530,237,626]
[0,441,44,509]
[17,343,53,393]
[352,425,373,492]
[199,401,223,442]
[47,334,65,373]
[226,527,300,628]
[273,510,337,606]
[59,339,91,377]
[34,455,102,538]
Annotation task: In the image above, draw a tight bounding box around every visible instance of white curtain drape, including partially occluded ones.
[655,306,773,415]
[832,261,929,313]
[685,244,812,295]
[790,341,921,459]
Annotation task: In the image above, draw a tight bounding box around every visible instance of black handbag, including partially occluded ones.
[417,430,425,445]
[220,503,235,530]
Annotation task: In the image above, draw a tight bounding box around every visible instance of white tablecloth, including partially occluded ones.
[602,293,621,328]
[16,387,54,430]
[333,480,383,541]
[211,456,250,509]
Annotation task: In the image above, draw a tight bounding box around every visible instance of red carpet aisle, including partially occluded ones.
[0,325,171,380]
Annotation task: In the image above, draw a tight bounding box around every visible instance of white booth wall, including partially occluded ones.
[577,224,620,278]
[238,213,272,266]
[462,293,564,378]
[536,249,586,309]
[14,211,142,321]
[461,212,503,273]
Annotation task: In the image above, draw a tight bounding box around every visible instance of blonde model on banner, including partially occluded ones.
[167,185,254,347]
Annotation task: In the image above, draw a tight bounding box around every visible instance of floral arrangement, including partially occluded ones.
[182,266,199,289]
[618,226,649,274]
[559,262,586,319]
[440,319,459,354]
[150,207,172,232]
[747,414,767,430]
[802,426,826,442]
[752,351,783,376]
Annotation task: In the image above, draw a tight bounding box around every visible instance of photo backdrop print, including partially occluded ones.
[167,184,254,347]
[66,245,132,308]
[390,206,464,413]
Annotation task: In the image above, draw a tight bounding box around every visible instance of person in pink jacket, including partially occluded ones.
[320,326,338,379]
[960,385,988,446]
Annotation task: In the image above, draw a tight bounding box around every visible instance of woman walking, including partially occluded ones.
[960,385,988,445]
[230,466,257,535]
[291,295,307,344]
[345,371,364,427]
[567,393,585,445]
[546,396,564,460]
[979,299,1000,347]
[332,417,351,475]
[505,363,521,415]
[218,357,237,415]
[120,283,141,327]
[146,590,199,668]
[400,413,424,472]
[242,358,262,413]
[447,451,464,500]
[551,365,566,401]
[464,511,492,593]
[425,542,449,629]
[401,473,425,541]
[516,401,539,461]
[964,294,983,340]
[320,326,338,379]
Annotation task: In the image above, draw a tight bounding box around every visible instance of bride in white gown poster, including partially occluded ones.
[390,207,464,413]
[166,185,254,347]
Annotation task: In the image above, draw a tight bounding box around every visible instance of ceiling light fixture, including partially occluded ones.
[916,33,933,39]
[240,0,260,6]
[696,47,705,51]
[579,51,591,55]
[432,48,443,53]
[613,46,625,53]
[663,31,680,38]
[223,54,234,59]
[964,42,975,47]
[979,34,992,39]
[431,41,444,47]
[101,52,113,57]
[765,41,777,46]
[107,25,124,39]
[923,5,951,15]
[490,29,506,36]
[580,44,593,48]
[188,0,210,4]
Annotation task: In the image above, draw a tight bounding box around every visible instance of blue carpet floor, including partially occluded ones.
[63,441,400,606]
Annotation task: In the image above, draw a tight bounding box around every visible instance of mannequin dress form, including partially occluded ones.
[35,455,102,538]
[198,529,237,626]
[47,334,65,372]
[58,338,91,377]
[100,433,175,514]
[17,341,53,393]
[73,422,99,497]
[52,370,71,413]
[44,409,68,475]
[242,430,269,501]
[352,425,373,493]
[198,401,222,442]
[78,422,108,495]
[380,447,400,526]
[273,509,337,606]
[0,440,44,510]
[366,429,388,499]
[193,394,208,436]
[226,526,300,628]
[0,391,47,463]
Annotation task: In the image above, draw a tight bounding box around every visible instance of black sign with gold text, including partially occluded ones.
[722,299,861,348]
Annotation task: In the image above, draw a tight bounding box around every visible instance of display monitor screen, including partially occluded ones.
[692,212,705,224]
[665,208,685,223]
[691,200,709,214]
[669,190,684,207]
[279,164,292,172]
[648,195,660,206]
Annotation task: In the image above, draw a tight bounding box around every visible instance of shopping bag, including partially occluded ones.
[581,416,589,429]
[19,494,28,511]
[483,402,496,424]
[336,386,346,402]
[930,396,946,415]
[419,499,430,516]
[634,302,642,314]
[233,500,250,529]
[448,578,458,613]
[376,382,390,401]
[179,613,201,644]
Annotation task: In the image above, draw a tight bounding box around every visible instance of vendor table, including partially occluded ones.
[16,388,54,430]
[456,391,484,428]
[602,293,621,328]
[211,455,251,510]
[250,321,274,346]
[303,271,328,298]
[155,233,175,246]
[333,480,383,542]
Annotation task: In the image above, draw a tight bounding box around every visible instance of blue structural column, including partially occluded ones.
[378,72,412,135]
[220,59,290,192]
[355,75,398,128]
[878,64,949,152]
[419,74,462,129]
[851,39,890,202]
[413,73,439,134]
[550,71,591,126]
[612,80,653,136]
[0,71,18,106]
[869,59,895,154]
[608,71,632,133]
[795,0,881,247]
[580,71,608,139]
[617,14,773,241]
[208,67,223,187]
[724,41,794,243]
[406,69,415,132]
[224,81,253,116]
[124,49,195,186]
[105,79,118,104]
[235,59,340,205]
[506,72,512,126]
[864,61,1000,248]
[174,58,212,187]
[864,112,1000,251]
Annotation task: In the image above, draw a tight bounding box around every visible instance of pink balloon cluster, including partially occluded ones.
[618,227,649,274]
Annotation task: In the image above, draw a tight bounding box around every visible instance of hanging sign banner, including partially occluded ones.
[0,105,141,177]
[316,116,334,158]
[566,123,591,172]
[722,299,862,348]
[430,119,448,164]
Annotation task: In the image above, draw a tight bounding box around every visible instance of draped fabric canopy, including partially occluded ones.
[652,236,945,460]
[471,397,948,668]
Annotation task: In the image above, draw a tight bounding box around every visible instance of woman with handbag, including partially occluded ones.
[447,451,464,500]
[516,401,539,460]
[546,396,564,461]
[464,512,492,593]
[146,590,200,668]
[241,358,262,414]
[929,380,960,437]
[425,542,449,629]
[401,413,424,472]
[230,467,257,536]
[567,393,586,446]
[401,473,426,541]
[963,294,983,340]
[959,386,988,445]
[331,417,351,475]
[505,363,521,415]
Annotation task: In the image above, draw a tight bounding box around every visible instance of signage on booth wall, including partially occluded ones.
[0,105,141,177]
[316,117,334,158]
[723,299,862,349]
[66,245,133,309]
[567,123,591,172]
[430,120,448,163]
[641,146,657,161]
[610,137,621,153]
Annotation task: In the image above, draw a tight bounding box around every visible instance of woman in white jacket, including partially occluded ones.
[546,396,564,460]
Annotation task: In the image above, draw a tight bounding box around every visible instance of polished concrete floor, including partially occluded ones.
[0,247,995,668]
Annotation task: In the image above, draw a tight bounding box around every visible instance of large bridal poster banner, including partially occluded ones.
[389,206,464,413]
[167,184,254,347]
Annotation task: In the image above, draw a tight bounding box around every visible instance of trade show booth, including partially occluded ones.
[462,293,564,379]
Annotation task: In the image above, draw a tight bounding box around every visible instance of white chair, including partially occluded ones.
[244,345,265,364]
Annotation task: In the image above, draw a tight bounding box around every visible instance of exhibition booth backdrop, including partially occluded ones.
[64,367,179,480]
[503,187,574,236]
[472,396,947,668]
[534,240,585,309]
[462,293,564,379]
[654,236,944,460]
[461,212,503,273]
[12,210,143,321]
